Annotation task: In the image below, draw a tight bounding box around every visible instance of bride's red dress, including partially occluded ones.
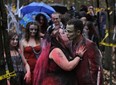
[33,41,77,85]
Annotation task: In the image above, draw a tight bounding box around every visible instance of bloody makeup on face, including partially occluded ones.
[66,24,76,40]
[29,24,38,37]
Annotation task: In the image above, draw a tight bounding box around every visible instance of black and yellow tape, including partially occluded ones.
[99,30,116,47]
[87,7,113,15]
[0,70,16,80]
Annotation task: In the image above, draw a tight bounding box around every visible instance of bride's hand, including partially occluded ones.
[76,45,87,58]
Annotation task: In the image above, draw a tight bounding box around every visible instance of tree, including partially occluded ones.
[0,0,15,85]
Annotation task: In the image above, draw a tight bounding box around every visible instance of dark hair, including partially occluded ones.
[61,13,71,27]
[80,5,88,12]
[8,31,19,51]
[67,18,84,34]
[78,11,87,18]
[85,21,99,38]
[35,14,48,33]
[25,22,40,43]
[35,14,48,25]
[49,29,73,60]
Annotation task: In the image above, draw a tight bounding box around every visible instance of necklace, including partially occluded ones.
[31,46,41,59]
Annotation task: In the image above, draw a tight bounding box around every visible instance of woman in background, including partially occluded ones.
[7,31,31,85]
[35,13,49,38]
[83,21,100,47]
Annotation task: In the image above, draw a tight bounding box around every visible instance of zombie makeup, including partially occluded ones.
[66,24,76,40]
[29,25,38,36]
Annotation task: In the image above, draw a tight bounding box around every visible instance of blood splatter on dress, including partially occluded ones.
[33,38,77,85]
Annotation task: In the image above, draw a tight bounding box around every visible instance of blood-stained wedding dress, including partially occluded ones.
[33,37,77,85]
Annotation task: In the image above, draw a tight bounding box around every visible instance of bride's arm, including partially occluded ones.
[49,48,81,71]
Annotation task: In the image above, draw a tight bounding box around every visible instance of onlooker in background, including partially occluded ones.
[99,8,107,39]
[61,13,71,27]
[7,31,31,85]
[83,21,100,47]
[80,16,87,26]
[80,5,88,12]
[66,19,103,85]
[68,5,79,18]
[20,22,41,85]
[35,13,49,38]
[86,6,96,22]
[47,12,64,35]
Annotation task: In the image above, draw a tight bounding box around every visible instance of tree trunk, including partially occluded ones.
[0,0,15,84]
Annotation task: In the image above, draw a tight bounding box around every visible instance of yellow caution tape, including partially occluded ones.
[99,30,116,47]
[95,8,102,14]
[109,11,113,15]
[99,42,116,47]
[0,70,16,80]
[87,7,112,15]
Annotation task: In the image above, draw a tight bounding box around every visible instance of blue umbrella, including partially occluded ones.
[20,2,55,16]
[20,11,51,28]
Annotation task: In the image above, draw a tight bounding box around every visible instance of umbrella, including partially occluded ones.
[50,3,68,14]
[20,2,55,16]
[20,11,51,28]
